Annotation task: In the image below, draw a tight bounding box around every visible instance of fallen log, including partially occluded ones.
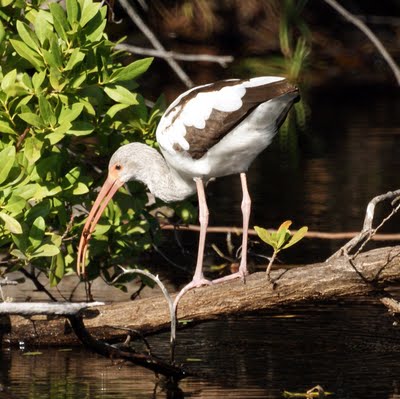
[0,301,189,380]
[3,245,400,347]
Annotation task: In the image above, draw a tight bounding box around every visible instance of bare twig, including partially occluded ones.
[0,301,104,316]
[327,189,400,261]
[322,0,400,85]
[117,0,194,88]
[113,268,176,364]
[116,43,234,67]
[160,223,400,241]
[19,266,58,302]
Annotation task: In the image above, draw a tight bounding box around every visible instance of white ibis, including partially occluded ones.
[77,76,299,293]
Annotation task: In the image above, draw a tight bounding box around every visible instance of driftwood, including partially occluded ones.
[3,245,400,348]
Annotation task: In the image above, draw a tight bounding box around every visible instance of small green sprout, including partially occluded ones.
[254,220,308,280]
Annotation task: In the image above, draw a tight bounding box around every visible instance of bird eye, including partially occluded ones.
[115,164,122,171]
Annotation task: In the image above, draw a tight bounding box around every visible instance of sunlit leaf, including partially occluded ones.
[34,11,53,45]
[254,226,274,247]
[80,0,101,27]
[104,85,138,105]
[0,146,16,184]
[0,20,5,44]
[28,216,45,250]
[49,3,69,41]
[0,212,22,234]
[10,39,44,69]
[30,244,60,258]
[18,112,44,127]
[1,69,17,91]
[67,121,94,136]
[66,0,79,26]
[16,21,40,52]
[0,120,17,135]
[64,48,85,71]
[109,58,153,83]
[282,226,308,249]
[49,252,65,287]
[24,137,43,165]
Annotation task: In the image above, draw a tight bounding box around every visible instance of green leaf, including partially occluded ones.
[10,39,44,70]
[32,71,46,91]
[80,0,101,27]
[0,146,16,184]
[66,0,79,26]
[1,69,17,91]
[10,249,27,260]
[58,103,84,124]
[86,18,106,43]
[24,137,43,165]
[16,21,40,52]
[276,220,292,249]
[19,112,44,127]
[0,20,5,44]
[29,216,45,250]
[4,195,26,215]
[0,212,22,234]
[109,58,153,83]
[254,226,275,247]
[282,226,308,249]
[49,3,69,41]
[72,182,89,195]
[0,120,17,134]
[30,243,60,258]
[64,48,85,71]
[49,252,65,287]
[105,103,130,119]
[67,120,94,136]
[34,10,53,45]
[38,95,57,126]
[104,85,138,105]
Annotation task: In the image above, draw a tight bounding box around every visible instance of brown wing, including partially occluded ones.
[177,79,298,160]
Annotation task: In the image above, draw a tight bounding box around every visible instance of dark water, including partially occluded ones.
[2,86,400,397]
[166,85,400,268]
[1,300,400,398]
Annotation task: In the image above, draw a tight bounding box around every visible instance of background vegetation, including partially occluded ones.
[0,0,167,290]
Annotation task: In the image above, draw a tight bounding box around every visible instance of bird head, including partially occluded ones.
[77,144,137,276]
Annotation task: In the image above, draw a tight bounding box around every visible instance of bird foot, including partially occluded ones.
[173,277,212,311]
[212,268,248,285]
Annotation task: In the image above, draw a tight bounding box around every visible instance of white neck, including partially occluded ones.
[122,144,196,202]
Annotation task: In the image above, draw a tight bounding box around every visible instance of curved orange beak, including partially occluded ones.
[77,173,124,276]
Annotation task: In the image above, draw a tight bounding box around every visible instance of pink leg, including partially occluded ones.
[192,177,210,282]
[173,178,211,311]
[238,172,251,277]
[213,172,250,284]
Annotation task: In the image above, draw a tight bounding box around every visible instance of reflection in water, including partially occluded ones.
[1,300,400,398]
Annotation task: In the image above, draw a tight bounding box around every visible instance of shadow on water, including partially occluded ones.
[1,299,400,398]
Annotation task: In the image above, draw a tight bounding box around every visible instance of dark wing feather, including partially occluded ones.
[179,79,298,159]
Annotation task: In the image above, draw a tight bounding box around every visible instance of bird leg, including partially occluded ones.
[190,177,212,284]
[173,178,212,311]
[212,172,250,284]
[238,172,251,278]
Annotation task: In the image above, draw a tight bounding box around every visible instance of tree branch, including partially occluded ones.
[117,0,194,88]
[322,0,400,85]
[328,189,400,261]
[160,223,400,241]
[116,43,234,67]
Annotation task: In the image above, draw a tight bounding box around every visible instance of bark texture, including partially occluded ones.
[3,245,400,347]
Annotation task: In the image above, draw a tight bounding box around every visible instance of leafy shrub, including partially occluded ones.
[0,0,161,286]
